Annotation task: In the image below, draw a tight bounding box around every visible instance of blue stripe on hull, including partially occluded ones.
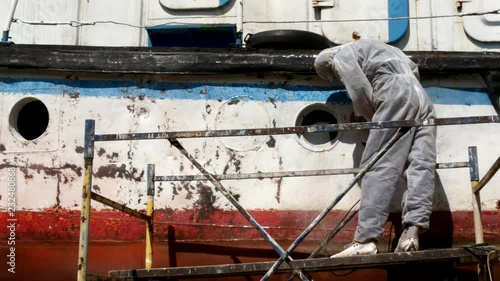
[0,79,492,106]
[425,87,492,106]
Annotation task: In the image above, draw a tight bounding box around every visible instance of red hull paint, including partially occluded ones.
[1,242,395,281]
[1,241,498,281]
[1,209,499,242]
[0,209,499,281]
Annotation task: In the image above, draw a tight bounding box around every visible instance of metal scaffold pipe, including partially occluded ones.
[77,120,95,281]
[2,0,19,42]
[93,116,500,142]
[145,164,155,269]
[169,138,313,281]
[261,127,408,281]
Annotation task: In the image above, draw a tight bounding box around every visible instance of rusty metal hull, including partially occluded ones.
[0,46,499,280]
[0,209,499,281]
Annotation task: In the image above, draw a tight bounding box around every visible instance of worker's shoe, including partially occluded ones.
[330,241,378,258]
[395,225,420,252]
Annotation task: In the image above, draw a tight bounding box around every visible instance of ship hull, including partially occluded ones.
[0,47,499,280]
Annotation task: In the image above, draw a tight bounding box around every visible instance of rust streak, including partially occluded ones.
[266,136,276,148]
[94,164,144,182]
[275,178,282,203]
[194,181,217,220]
[228,99,240,105]
[97,148,106,157]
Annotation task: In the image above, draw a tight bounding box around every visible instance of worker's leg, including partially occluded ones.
[331,127,407,256]
[394,87,436,252]
[354,127,414,243]
[354,75,425,243]
[401,97,436,231]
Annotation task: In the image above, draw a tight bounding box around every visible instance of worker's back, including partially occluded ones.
[343,39,419,86]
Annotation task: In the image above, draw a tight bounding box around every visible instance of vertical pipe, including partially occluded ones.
[145,164,155,269]
[468,146,484,244]
[77,120,95,281]
[235,0,243,46]
[2,0,19,42]
[75,0,84,45]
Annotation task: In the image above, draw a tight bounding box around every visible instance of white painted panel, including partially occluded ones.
[79,0,143,46]
[147,0,237,26]
[0,93,60,153]
[413,0,435,51]
[0,73,499,213]
[0,93,61,210]
[158,0,230,10]
[430,1,459,51]
[242,0,312,35]
[463,0,500,42]
[410,1,468,52]
[0,0,78,44]
[319,0,388,44]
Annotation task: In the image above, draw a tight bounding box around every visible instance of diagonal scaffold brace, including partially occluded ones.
[168,138,314,281]
[261,127,410,281]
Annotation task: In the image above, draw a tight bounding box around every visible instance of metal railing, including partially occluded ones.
[77,115,500,281]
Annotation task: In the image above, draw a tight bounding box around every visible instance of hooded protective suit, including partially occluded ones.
[315,39,436,243]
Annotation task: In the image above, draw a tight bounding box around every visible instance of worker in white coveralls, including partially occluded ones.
[314,39,437,257]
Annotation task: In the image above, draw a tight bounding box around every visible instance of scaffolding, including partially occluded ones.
[78,115,500,281]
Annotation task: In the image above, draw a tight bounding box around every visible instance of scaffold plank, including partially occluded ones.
[99,246,497,280]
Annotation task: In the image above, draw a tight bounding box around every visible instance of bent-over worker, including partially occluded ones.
[314,38,437,257]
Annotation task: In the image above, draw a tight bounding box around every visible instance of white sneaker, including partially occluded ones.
[330,241,378,258]
[395,225,420,252]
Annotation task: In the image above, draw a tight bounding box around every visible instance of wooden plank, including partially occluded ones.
[107,246,498,280]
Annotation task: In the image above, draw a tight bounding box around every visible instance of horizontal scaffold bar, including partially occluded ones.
[104,246,498,280]
[155,162,469,181]
[91,192,150,221]
[92,115,500,142]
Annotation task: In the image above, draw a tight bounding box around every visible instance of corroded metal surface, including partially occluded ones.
[2,209,499,243]
[168,139,311,281]
[1,44,500,74]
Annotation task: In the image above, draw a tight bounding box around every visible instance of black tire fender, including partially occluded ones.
[245,29,335,50]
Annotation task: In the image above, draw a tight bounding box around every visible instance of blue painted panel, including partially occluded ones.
[0,78,350,103]
[388,0,409,43]
[425,87,492,106]
[0,79,493,106]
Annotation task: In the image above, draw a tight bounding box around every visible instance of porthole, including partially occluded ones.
[295,103,339,151]
[9,98,49,141]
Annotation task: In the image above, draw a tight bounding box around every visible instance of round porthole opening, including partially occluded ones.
[296,104,339,147]
[9,98,49,141]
